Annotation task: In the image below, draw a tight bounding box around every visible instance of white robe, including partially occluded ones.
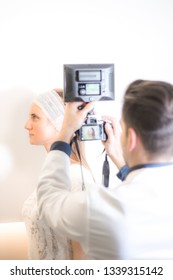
[37,150,173,259]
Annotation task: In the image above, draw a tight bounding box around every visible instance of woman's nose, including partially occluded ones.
[25,119,32,130]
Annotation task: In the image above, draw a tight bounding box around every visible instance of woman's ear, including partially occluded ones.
[127,127,138,152]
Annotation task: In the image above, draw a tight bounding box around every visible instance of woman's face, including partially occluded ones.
[25,103,57,147]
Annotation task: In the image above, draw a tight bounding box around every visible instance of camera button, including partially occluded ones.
[79,89,86,95]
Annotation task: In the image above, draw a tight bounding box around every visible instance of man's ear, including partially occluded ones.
[127,127,138,152]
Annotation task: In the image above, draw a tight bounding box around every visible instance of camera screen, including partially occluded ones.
[81,125,101,140]
[86,84,100,95]
[78,70,101,81]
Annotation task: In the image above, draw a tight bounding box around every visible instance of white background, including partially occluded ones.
[0,0,173,221]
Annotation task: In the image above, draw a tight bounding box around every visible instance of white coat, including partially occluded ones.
[37,150,173,259]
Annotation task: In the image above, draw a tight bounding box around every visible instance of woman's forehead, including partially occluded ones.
[30,102,44,115]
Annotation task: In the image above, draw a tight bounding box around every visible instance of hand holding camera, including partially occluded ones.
[102,116,126,169]
[57,102,94,144]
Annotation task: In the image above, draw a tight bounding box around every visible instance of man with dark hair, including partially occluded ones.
[37,80,173,259]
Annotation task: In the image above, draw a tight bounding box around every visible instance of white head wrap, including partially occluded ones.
[34,89,65,131]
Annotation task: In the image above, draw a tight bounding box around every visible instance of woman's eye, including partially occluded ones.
[31,114,39,120]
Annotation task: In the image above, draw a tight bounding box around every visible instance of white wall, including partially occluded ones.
[0,0,173,222]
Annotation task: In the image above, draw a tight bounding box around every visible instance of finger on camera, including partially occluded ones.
[80,102,95,116]
[105,122,113,138]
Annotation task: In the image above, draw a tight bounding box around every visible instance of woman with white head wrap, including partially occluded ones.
[24,89,64,151]
[22,89,94,260]
[34,89,64,131]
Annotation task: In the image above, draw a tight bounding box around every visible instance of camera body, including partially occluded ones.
[76,115,107,141]
[63,63,114,141]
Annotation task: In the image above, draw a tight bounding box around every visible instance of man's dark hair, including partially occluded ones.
[122,80,173,157]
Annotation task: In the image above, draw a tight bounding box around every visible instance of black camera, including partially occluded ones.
[76,114,107,141]
[63,63,114,141]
